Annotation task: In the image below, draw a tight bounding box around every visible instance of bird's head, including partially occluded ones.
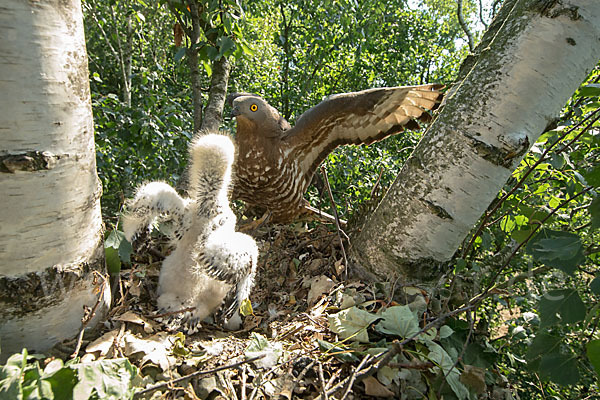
[228,93,291,138]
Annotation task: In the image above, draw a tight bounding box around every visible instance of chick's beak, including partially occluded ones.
[230,106,241,118]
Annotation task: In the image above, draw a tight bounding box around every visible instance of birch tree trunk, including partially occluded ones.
[0,0,109,360]
[349,0,600,283]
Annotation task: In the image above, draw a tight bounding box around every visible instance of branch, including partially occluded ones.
[457,0,475,52]
[132,354,265,399]
[321,166,349,279]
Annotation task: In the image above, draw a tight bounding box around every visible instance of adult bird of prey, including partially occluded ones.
[228,84,443,224]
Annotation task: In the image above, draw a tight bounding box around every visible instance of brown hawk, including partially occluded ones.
[228,84,443,224]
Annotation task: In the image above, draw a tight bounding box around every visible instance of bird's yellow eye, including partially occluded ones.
[250,104,258,112]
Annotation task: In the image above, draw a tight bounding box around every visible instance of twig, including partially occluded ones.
[250,351,319,400]
[369,167,385,200]
[339,354,373,400]
[289,358,317,396]
[320,166,349,280]
[318,362,329,400]
[387,361,434,370]
[150,306,196,320]
[240,365,247,400]
[438,309,475,397]
[132,355,265,399]
[461,108,600,259]
[469,185,594,305]
[71,272,109,359]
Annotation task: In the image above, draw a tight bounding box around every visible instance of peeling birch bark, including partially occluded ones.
[0,0,109,359]
[349,0,600,282]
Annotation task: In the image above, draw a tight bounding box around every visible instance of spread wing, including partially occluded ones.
[283,84,443,179]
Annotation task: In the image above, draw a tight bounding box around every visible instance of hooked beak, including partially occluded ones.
[230,106,241,118]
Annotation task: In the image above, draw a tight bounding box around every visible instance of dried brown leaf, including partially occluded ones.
[362,376,395,397]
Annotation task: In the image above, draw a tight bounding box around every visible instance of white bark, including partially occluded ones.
[0,0,109,359]
[350,0,600,281]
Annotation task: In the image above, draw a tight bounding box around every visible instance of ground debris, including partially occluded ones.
[42,223,516,399]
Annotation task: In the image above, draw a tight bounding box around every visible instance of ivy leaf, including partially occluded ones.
[42,360,77,399]
[538,289,586,328]
[538,352,580,385]
[586,339,600,377]
[328,307,380,343]
[374,306,420,339]
[525,229,584,275]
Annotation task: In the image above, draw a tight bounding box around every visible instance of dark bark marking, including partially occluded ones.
[464,134,529,168]
[535,0,581,20]
[421,198,453,220]
[0,151,61,173]
[0,245,105,318]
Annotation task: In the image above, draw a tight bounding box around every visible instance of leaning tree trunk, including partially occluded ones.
[349,0,600,283]
[0,0,109,360]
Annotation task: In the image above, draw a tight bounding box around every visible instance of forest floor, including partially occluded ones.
[48,222,419,399]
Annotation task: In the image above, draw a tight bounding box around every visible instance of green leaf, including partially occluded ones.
[586,339,600,377]
[42,361,77,400]
[584,165,600,187]
[590,275,600,295]
[511,228,535,244]
[317,340,360,363]
[328,307,380,343]
[105,230,132,264]
[426,342,470,400]
[576,84,600,98]
[538,289,586,328]
[590,196,600,231]
[538,352,580,385]
[239,41,255,56]
[454,259,466,273]
[217,36,236,58]
[374,305,420,339]
[0,352,26,399]
[246,332,269,353]
[72,359,137,400]
[174,47,186,62]
[525,333,561,362]
[105,246,121,275]
[439,325,454,339]
[525,229,584,275]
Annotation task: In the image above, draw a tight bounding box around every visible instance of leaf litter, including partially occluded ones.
[31,223,514,399]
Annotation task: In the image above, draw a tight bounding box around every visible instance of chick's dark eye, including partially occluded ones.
[250,104,258,112]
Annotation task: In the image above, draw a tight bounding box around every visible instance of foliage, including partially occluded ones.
[0,349,137,400]
[85,0,195,221]
[451,66,600,398]
[82,0,600,397]
[230,0,472,220]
